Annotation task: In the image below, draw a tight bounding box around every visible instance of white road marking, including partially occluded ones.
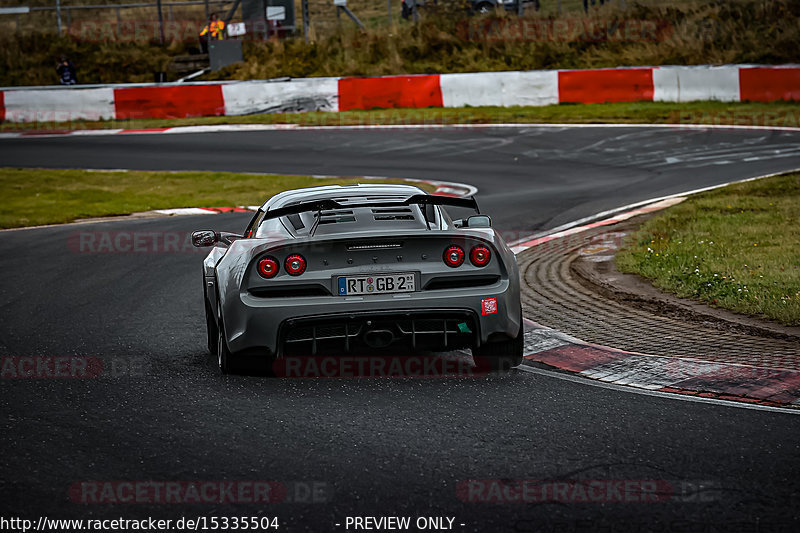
[2,121,800,141]
[508,167,800,250]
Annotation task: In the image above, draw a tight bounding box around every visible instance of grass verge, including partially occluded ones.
[2,101,800,132]
[0,168,433,229]
[616,173,800,326]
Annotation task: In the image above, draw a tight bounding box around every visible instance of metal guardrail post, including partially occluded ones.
[302,0,309,43]
[55,0,62,34]
[265,0,271,39]
[156,0,165,42]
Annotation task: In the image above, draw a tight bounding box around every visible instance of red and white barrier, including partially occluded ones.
[440,71,558,107]
[739,66,800,102]
[2,87,115,122]
[653,65,740,102]
[559,67,654,103]
[222,77,339,115]
[114,84,225,119]
[338,75,443,111]
[1,65,797,123]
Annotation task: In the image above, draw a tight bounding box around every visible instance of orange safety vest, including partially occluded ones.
[201,19,225,39]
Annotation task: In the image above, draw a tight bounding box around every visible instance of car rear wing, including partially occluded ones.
[261,194,480,222]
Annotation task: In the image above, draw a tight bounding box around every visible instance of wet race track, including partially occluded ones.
[1,125,800,532]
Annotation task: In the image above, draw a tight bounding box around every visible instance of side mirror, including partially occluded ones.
[219,232,244,245]
[192,230,218,247]
[466,215,492,228]
[192,230,244,247]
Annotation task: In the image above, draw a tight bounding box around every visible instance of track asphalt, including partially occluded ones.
[1,126,800,531]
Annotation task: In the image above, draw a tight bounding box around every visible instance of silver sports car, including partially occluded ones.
[192,184,523,374]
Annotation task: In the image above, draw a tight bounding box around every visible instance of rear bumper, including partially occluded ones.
[223,281,521,356]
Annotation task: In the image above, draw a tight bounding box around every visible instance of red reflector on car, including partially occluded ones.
[285,254,307,276]
[470,246,492,267]
[443,245,465,267]
[257,257,279,278]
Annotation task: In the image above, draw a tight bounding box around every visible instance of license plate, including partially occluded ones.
[337,273,415,296]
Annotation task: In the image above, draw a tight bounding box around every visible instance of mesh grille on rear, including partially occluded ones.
[372,207,415,221]
[317,210,355,224]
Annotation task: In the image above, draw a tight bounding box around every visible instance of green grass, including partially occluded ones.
[616,173,800,326]
[3,101,799,132]
[0,168,433,229]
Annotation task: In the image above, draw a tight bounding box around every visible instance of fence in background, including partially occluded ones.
[1,0,660,42]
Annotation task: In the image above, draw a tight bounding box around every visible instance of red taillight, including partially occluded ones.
[285,254,307,276]
[470,246,492,267]
[257,257,279,278]
[443,245,465,267]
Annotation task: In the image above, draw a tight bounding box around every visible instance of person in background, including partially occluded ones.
[56,55,77,85]
[199,13,226,53]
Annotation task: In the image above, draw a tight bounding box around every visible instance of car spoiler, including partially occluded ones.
[261,194,480,221]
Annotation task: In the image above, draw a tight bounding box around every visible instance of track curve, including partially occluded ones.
[3,126,800,230]
[2,126,800,532]
[518,223,800,365]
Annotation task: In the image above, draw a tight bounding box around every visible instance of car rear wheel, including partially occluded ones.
[216,301,241,374]
[473,317,524,373]
[205,298,218,356]
[215,298,276,376]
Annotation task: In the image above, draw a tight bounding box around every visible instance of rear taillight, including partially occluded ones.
[443,245,465,268]
[470,246,492,267]
[257,257,279,278]
[285,254,307,276]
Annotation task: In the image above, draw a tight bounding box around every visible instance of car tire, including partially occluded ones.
[215,297,275,376]
[473,316,524,373]
[216,301,241,375]
[205,297,218,356]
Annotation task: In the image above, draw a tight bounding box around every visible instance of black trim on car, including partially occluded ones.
[423,274,501,291]
[248,285,332,298]
[277,309,481,356]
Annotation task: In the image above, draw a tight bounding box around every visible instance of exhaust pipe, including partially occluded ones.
[364,329,395,348]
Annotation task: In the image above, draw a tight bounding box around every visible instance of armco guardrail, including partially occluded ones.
[0,66,798,123]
